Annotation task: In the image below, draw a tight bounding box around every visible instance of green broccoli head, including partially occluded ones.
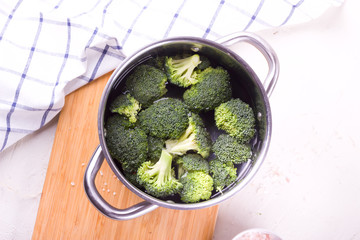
[147,135,165,163]
[137,149,183,198]
[146,56,166,71]
[214,98,256,143]
[197,55,211,70]
[213,134,252,164]
[165,54,201,87]
[105,114,135,131]
[105,116,148,173]
[209,159,237,192]
[125,64,168,108]
[165,112,212,158]
[183,66,232,112]
[109,93,141,123]
[138,98,189,139]
[176,153,210,178]
[180,171,214,203]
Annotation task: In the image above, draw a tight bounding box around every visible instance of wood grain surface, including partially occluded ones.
[32,72,219,240]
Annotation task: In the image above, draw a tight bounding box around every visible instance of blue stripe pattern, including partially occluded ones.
[1,12,43,151]
[120,0,152,49]
[0,99,61,111]
[203,0,225,38]
[40,18,71,128]
[88,44,110,82]
[1,37,124,62]
[0,0,337,151]
[243,0,264,31]
[280,0,305,26]
[74,0,103,18]
[86,27,99,49]
[0,0,23,41]
[53,0,65,9]
[2,38,81,60]
[101,0,113,27]
[163,0,187,38]
[22,17,114,40]
[0,127,33,134]
[0,66,56,86]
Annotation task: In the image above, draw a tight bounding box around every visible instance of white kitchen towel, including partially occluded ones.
[0,0,344,152]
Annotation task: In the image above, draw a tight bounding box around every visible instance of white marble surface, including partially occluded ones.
[1,1,360,239]
[215,1,360,239]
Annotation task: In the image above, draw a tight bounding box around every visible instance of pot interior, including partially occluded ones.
[100,37,271,209]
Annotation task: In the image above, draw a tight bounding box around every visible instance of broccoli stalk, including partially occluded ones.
[143,150,172,184]
[137,149,183,198]
[165,113,211,158]
[165,54,201,87]
[165,124,196,153]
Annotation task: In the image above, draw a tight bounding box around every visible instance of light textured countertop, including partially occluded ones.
[1,1,360,239]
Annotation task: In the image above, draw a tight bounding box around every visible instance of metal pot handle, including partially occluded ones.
[215,32,279,97]
[84,145,158,220]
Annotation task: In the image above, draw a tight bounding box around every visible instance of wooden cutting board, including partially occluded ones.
[32,72,219,240]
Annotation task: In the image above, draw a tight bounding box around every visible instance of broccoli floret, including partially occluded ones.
[147,135,165,163]
[197,55,211,70]
[176,154,210,178]
[138,98,189,139]
[146,56,166,71]
[179,171,213,203]
[183,66,232,112]
[105,116,148,173]
[165,112,212,158]
[213,134,252,164]
[105,114,135,130]
[209,159,237,192]
[165,54,201,87]
[214,98,256,143]
[137,149,183,198]
[109,93,141,123]
[125,64,168,108]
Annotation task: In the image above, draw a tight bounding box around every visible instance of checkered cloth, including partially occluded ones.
[0,0,343,151]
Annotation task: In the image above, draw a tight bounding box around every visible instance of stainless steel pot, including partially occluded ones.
[84,32,279,220]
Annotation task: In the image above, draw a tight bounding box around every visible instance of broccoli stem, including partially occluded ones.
[177,165,186,178]
[178,124,194,141]
[166,134,197,155]
[147,149,173,186]
[172,55,200,82]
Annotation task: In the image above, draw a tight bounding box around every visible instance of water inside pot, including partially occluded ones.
[103,40,269,204]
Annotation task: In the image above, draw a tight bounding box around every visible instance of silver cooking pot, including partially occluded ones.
[84,32,279,220]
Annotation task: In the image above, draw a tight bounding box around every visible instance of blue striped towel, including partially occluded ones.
[0,0,343,151]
